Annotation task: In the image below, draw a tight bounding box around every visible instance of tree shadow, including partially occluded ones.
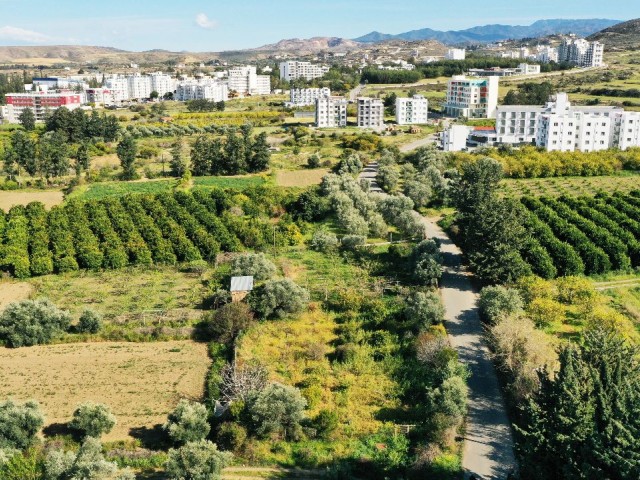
[128,424,168,450]
[43,422,79,441]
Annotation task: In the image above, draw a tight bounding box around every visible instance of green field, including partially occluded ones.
[500,172,640,197]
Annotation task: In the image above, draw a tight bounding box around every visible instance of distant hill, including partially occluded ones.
[588,18,640,50]
[251,37,362,54]
[355,19,622,44]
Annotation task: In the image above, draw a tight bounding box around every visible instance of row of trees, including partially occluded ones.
[361,68,423,84]
[419,58,572,79]
[45,107,120,142]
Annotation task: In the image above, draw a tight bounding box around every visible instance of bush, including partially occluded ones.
[230,253,276,281]
[405,291,445,330]
[246,383,307,440]
[70,403,116,438]
[310,230,339,252]
[204,303,254,344]
[310,409,339,440]
[247,279,310,319]
[216,422,247,453]
[340,235,366,251]
[0,400,44,450]
[307,154,321,169]
[478,286,524,324]
[165,440,232,480]
[0,299,71,348]
[410,240,442,286]
[163,400,211,445]
[76,309,102,334]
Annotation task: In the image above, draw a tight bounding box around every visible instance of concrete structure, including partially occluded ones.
[536,46,559,63]
[558,38,604,67]
[444,75,499,118]
[149,72,175,98]
[175,80,228,102]
[3,89,82,123]
[279,61,330,81]
[316,95,347,128]
[445,48,466,60]
[396,95,428,125]
[227,66,270,95]
[442,125,472,151]
[103,75,129,103]
[357,97,384,129]
[518,63,541,75]
[287,87,330,107]
[85,88,117,106]
[230,276,254,303]
[127,73,152,100]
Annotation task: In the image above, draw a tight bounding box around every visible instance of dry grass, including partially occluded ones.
[0,281,32,311]
[0,190,64,211]
[275,169,329,187]
[0,341,210,441]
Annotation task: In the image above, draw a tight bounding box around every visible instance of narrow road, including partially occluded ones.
[422,218,516,479]
[349,83,365,102]
[358,162,383,192]
[399,133,438,153]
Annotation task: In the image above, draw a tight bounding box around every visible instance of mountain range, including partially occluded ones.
[355,19,621,44]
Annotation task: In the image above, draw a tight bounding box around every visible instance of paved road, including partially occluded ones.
[358,162,383,192]
[349,83,366,102]
[399,133,439,153]
[422,218,516,480]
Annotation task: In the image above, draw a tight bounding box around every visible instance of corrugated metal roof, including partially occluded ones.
[230,276,254,292]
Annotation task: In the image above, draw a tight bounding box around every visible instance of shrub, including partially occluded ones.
[307,154,321,169]
[410,240,443,286]
[70,403,116,438]
[77,309,102,334]
[165,440,232,480]
[478,286,524,324]
[0,299,71,348]
[0,400,44,450]
[247,279,309,319]
[340,235,366,251]
[230,253,276,281]
[527,298,565,328]
[246,383,307,440]
[163,400,211,445]
[404,291,445,330]
[310,409,339,440]
[204,303,254,344]
[216,423,247,453]
[310,230,339,253]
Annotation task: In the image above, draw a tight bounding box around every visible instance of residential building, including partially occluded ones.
[227,66,270,95]
[175,80,228,102]
[126,74,152,100]
[279,61,330,81]
[3,89,82,123]
[445,48,466,60]
[442,125,472,151]
[558,38,604,67]
[103,75,129,102]
[495,104,546,144]
[85,88,117,106]
[536,46,559,63]
[396,95,428,125]
[316,95,347,128]
[518,63,541,75]
[357,97,384,129]
[287,87,331,107]
[149,72,175,97]
[444,75,499,118]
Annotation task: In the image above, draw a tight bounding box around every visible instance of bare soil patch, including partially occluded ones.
[0,281,33,311]
[0,190,64,211]
[275,169,328,187]
[0,341,210,441]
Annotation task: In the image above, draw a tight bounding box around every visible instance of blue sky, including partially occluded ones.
[0,0,637,51]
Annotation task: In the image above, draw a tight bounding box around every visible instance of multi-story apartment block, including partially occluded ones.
[3,89,82,123]
[175,81,228,102]
[227,66,270,95]
[444,75,499,118]
[495,105,546,144]
[103,75,129,103]
[287,87,331,107]
[536,46,559,63]
[558,38,604,67]
[445,48,466,60]
[315,95,348,128]
[85,88,117,106]
[149,72,175,98]
[396,95,428,125]
[518,63,541,75]
[127,74,152,100]
[279,61,330,81]
[357,97,385,129]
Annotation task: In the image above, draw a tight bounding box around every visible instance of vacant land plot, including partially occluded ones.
[0,190,64,210]
[500,174,640,197]
[0,281,32,311]
[275,169,328,187]
[0,341,210,441]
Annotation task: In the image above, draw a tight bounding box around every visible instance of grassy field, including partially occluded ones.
[499,172,640,197]
[0,340,210,441]
[275,169,329,187]
[0,189,64,210]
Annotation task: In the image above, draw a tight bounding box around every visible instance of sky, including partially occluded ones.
[0,0,638,52]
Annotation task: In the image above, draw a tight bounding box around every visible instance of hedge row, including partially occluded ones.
[25,203,54,276]
[65,201,104,269]
[1,207,30,278]
[103,197,153,266]
[47,206,79,273]
[85,201,129,269]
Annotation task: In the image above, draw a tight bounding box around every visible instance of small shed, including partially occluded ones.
[230,276,254,303]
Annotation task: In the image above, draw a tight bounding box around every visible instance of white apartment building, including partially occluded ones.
[558,38,604,67]
[175,81,228,102]
[227,66,271,95]
[279,61,330,81]
[444,75,499,118]
[357,97,385,129]
[445,48,466,61]
[442,125,472,151]
[85,88,117,106]
[518,63,541,75]
[396,95,428,125]
[287,87,331,107]
[495,104,546,144]
[316,95,348,128]
[149,72,175,97]
[103,75,129,103]
[536,46,559,63]
[127,74,152,100]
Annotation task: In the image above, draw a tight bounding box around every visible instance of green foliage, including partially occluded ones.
[247,278,309,319]
[309,229,339,252]
[230,253,276,280]
[478,286,524,324]
[0,299,71,348]
[246,383,307,440]
[116,135,138,180]
[186,99,225,112]
[310,409,339,440]
[361,68,423,84]
[0,448,43,480]
[45,107,120,142]
[410,240,443,286]
[216,423,247,453]
[76,309,102,334]
[503,82,555,105]
[0,400,44,450]
[18,108,35,131]
[165,440,232,480]
[204,302,254,344]
[404,291,445,331]
[163,400,211,445]
[70,403,116,438]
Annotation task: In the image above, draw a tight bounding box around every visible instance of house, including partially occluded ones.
[230,276,254,302]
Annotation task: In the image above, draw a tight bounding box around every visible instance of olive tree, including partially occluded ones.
[204,302,254,344]
[165,440,232,480]
[0,400,44,450]
[163,400,211,445]
[404,291,445,330]
[310,230,339,253]
[77,309,103,334]
[0,299,71,347]
[70,403,116,438]
[230,253,276,281]
[478,286,524,324]
[247,383,307,440]
[247,279,309,319]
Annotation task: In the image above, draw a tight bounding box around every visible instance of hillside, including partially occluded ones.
[356,18,621,44]
[588,18,640,50]
[252,36,362,54]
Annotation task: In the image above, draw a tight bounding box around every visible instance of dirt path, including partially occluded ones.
[421,217,517,479]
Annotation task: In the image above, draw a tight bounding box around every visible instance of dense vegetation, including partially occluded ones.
[419,58,572,79]
[503,82,555,105]
[361,68,423,84]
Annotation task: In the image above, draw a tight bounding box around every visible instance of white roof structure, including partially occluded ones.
[230,276,254,292]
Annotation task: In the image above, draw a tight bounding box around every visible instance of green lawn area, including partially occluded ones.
[499,172,640,197]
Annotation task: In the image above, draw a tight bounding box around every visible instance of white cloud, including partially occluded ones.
[0,25,52,43]
[195,13,217,30]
